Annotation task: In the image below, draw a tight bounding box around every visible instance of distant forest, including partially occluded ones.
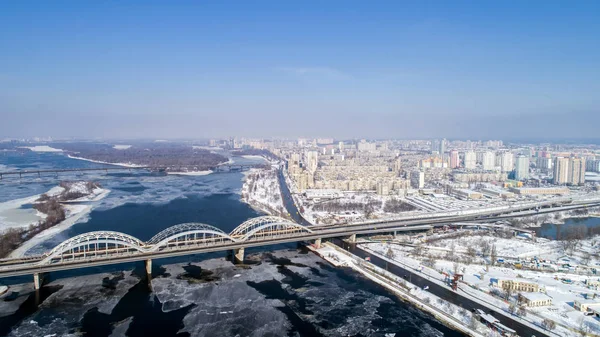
[60,142,228,172]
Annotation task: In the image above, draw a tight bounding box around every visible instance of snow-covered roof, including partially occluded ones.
[519,292,552,302]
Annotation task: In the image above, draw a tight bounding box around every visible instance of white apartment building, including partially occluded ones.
[463,151,476,169]
[482,152,496,171]
[515,155,529,180]
[499,152,514,173]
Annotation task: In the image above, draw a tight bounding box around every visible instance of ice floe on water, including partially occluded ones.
[2,250,458,337]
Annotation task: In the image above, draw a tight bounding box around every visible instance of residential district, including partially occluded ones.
[231,137,600,337]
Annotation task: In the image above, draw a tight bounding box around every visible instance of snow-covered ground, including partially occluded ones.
[0,186,64,230]
[361,231,600,336]
[1,183,110,258]
[167,170,212,176]
[67,155,145,168]
[297,192,423,225]
[19,146,63,152]
[313,242,490,337]
[241,168,286,216]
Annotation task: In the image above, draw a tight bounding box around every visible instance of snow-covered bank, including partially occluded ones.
[8,188,110,258]
[19,146,63,152]
[312,243,488,337]
[167,170,212,176]
[241,155,264,160]
[67,155,145,168]
[0,187,64,230]
[241,168,286,216]
[1,184,110,258]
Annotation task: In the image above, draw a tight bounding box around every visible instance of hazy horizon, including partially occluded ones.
[1,2,599,139]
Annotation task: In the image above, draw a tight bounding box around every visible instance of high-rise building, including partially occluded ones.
[449,150,460,169]
[537,156,553,173]
[305,151,319,173]
[515,155,529,180]
[482,152,496,171]
[553,157,570,184]
[463,151,476,169]
[410,170,425,189]
[431,139,439,155]
[500,152,514,173]
[568,157,586,185]
[394,158,402,173]
[439,138,446,155]
[338,141,344,152]
[587,159,600,173]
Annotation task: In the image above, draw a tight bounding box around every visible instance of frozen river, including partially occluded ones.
[0,151,461,337]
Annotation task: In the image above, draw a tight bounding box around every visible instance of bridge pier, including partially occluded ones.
[33,272,44,290]
[234,247,245,264]
[314,238,322,249]
[145,259,152,279]
[348,234,356,243]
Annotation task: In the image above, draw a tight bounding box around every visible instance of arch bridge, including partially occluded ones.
[37,216,311,266]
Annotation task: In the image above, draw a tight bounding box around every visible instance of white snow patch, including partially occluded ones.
[67,155,145,168]
[167,171,212,176]
[20,146,63,152]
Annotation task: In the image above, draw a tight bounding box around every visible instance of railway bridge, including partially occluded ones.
[0,195,599,289]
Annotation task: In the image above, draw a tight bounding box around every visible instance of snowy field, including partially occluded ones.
[18,146,63,152]
[361,230,600,336]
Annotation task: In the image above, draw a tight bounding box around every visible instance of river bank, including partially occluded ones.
[311,242,488,336]
[8,188,110,258]
[240,168,287,217]
[0,183,110,258]
[66,155,145,168]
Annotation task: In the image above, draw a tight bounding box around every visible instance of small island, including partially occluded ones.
[0,181,106,258]
[59,142,229,173]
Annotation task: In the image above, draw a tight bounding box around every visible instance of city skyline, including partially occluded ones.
[1,1,600,139]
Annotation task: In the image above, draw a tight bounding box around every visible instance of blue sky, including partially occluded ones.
[1,1,599,139]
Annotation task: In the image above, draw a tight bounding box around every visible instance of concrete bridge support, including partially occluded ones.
[234,247,245,263]
[33,272,44,290]
[314,238,322,249]
[348,234,356,243]
[145,259,152,279]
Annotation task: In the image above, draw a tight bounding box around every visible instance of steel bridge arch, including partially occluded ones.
[40,231,146,264]
[230,216,312,241]
[147,223,237,251]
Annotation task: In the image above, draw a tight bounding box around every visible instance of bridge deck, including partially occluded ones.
[0,199,598,279]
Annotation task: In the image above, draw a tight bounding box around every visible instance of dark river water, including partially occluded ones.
[534,216,600,240]
[0,151,462,337]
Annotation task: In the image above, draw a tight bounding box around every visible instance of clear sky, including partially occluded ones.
[1,1,599,140]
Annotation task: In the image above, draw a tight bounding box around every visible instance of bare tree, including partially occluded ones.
[413,244,424,257]
[467,246,477,258]
[481,240,491,258]
[542,318,556,330]
[517,306,527,317]
[582,252,591,266]
[490,244,498,266]
[508,303,517,314]
[503,285,514,301]
[386,247,395,259]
